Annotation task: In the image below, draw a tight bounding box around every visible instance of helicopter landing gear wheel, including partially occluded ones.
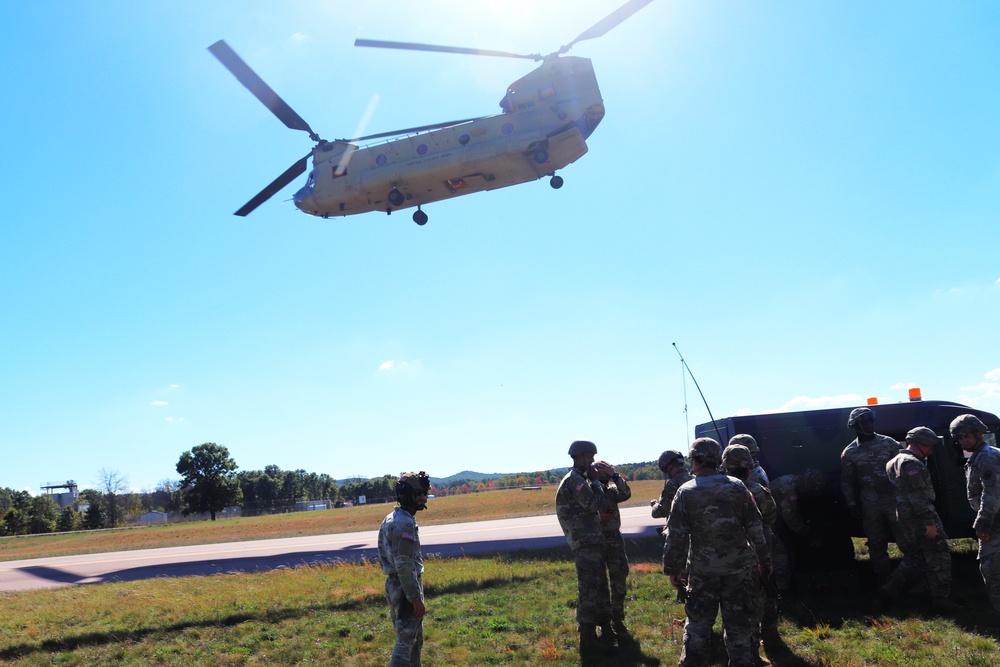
[550,175,564,189]
[387,187,405,207]
[533,148,549,164]
[412,208,428,226]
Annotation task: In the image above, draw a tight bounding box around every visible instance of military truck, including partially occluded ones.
[695,396,1000,572]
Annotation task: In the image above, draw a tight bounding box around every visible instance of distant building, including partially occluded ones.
[41,480,79,510]
[295,499,332,512]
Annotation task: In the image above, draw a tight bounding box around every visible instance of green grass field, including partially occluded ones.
[1,483,999,665]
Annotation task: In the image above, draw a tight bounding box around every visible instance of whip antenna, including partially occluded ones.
[672,343,723,444]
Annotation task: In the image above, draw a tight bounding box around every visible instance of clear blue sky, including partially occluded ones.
[1,1,998,493]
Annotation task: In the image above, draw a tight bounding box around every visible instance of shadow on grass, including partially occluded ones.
[0,572,544,661]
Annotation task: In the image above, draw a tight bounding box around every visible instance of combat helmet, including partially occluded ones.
[848,407,875,428]
[905,426,939,448]
[689,437,722,466]
[657,450,684,473]
[568,440,598,457]
[722,444,754,470]
[728,434,759,456]
[950,414,988,450]
[396,471,430,512]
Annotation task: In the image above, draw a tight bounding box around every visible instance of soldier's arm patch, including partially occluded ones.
[907,468,921,476]
[576,481,586,492]
[398,532,416,557]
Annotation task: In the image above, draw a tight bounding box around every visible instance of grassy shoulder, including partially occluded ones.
[1,537,998,666]
[0,480,665,563]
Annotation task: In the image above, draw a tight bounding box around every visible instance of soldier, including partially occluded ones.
[556,440,613,652]
[729,434,769,488]
[840,406,903,580]
[768,469,825,593]
[663,438,771,667]
[880,427,958,612]
[723,444,777,665]
[378,471,430,667]
[650,450,693,521]
[953,414,1000,610]
[596,460,633,641]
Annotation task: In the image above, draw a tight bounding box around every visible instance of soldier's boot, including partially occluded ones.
[876,576,905,608]
[596,621,617,651]
[611,616,634,646]
[579,624,601,654]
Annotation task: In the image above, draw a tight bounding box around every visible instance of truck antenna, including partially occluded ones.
[672,343,724,445]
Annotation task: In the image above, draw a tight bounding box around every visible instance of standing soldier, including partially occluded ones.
[768,469,826,594]
[840,407,903,581]
[723,444,778,665]
[953,414,1000,610]
[729,434,769,488]
[378,471,430,667]
[880,427,958,612]
[650,450,693,522]
[596,460,633,642]
[663,438,772,667]
[556,440,613,653]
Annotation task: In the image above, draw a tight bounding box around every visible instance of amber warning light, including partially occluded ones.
[867,397,879,405]
[909,387,922,402]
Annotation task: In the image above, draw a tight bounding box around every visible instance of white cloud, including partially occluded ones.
[379,360,395,371]
[151,401,168,406]
[290,32,310,43]
[986,368,1000,381]
[890,382,917,390]
[778,394,863,412]
[379,360,413,372]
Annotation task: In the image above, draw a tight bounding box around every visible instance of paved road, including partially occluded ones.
[0,507,663,592]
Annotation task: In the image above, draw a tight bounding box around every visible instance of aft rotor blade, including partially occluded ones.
[208,40,320,141]
[561,0,653,53]
[235,151,311,217]
[347,116,484,142]
[355,38,541,62]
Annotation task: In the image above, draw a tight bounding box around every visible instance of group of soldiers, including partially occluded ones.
[373,409,998,667]
[553,409,1000,667]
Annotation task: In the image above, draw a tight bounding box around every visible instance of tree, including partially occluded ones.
[83,502,105,529]
[58,506,80,532]
[176,443,242,521]
[96,468,129,528]
[28,495,59,534]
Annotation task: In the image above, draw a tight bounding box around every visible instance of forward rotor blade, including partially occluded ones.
[355,38,541,61]
[562,0,653,53]
[208,40,320,141]
[347,116,483,142]
[235,151,311,217]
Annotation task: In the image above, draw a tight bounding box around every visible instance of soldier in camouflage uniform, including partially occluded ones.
[880,427,958,612]
[840,407,903,579]
[378,471,430,667]
[723,444,777,665]
[650,450,694,522]
[953,414,1000,610]
[556,440,613,652]
[663,438,771,667]
[768,469,825,592]
[596,460,633,641]
[729,434,769,488]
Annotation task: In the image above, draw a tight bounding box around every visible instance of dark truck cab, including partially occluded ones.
[696,398,1000,569]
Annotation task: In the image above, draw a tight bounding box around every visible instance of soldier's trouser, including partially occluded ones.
[680,569,756,667]
[771,535,794,591]
[600,532,630,619]
[574,545,612,625]
[887,532,951,599]
[861,499,902,577]
[386,577,423,667]
[978,539,1000,611]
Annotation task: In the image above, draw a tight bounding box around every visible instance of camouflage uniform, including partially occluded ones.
[378,506,424,667]
[966,440,1000,610]
[598,472,632,623]
[749,465,770,489]
[768,474,811,591]
[840,433,903,577]
[663,470,771,667]
[884,449,951,600]
[747,479,777,639]
[556,466,610,627]
[651,468,694,519]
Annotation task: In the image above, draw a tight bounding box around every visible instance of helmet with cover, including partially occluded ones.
[568,440,598,457]
[847,407,875,428]
[950,414,988,440]
[689,437,722,467]
[657,450,684,473]
[396,471,431,512]
[722,444,754,470]
[728,434,759,456]
[905,426,940,448]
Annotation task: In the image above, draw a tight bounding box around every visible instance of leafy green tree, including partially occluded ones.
[58,506,80,532]
[83,502,105,529]
[28,495,59,533]
[176,443,242,521]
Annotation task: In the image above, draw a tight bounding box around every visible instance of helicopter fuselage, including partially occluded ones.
[293,56,604,218]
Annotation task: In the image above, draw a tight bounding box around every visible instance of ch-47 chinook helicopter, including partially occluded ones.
[209,0,652,225]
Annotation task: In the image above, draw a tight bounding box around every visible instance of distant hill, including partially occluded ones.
[430,470,506,485]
